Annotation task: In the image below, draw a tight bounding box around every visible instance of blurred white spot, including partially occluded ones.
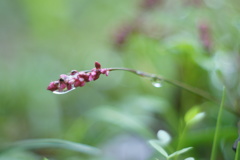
[152,81,162,88]
[157,130,171,146]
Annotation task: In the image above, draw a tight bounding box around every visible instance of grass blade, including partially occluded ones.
[210,87,225,160]
[168,147,193,159]
[234,142,240,160]
[1,139,101,155]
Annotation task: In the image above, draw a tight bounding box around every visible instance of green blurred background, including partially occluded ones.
[0,0,240,159]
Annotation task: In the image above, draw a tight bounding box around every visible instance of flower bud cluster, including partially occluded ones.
[47,62,109,92]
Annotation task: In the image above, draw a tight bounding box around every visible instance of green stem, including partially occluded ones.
[210,87,225,160]
[173,119,190,160]
[109,68,217,102]
[83,67,237,115]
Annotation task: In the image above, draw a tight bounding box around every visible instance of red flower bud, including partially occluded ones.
[95,61,101,69]
[74,79,85,87]
[47,62,110,93]
[47,81,59,91]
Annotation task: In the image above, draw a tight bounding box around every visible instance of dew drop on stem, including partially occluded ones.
[151,78,163,88]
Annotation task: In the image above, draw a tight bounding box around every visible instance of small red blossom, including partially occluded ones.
[95,61,101,69]
[198,22,212,52]
[47,62,110,93]
[47,81,59,91]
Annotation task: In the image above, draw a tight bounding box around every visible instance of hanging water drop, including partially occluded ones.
[151,78,163,88]
[53,86,76,94]
[152,81,162,88]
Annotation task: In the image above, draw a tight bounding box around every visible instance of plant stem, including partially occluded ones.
[83,67,237,115]
[174,123,188,160]
[109,68,217,102]
[210,87,225,160]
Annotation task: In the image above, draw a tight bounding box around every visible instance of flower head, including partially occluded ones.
[47,62,110,93]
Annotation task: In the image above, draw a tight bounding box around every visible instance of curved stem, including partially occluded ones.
[78,67,238,116]
[108,68,240,116]
[109,68,217,102]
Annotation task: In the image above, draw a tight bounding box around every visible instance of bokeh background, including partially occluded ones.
[1,0,240,159]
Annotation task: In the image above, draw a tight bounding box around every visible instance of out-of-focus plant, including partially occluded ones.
[149,130,193,160]
[47,62,216,103]
[46,61,229,160]
[1,0,240,159]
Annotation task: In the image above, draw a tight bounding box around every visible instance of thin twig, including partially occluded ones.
[108,68,240,116]
[109,68,217,102]
[80,67,238,116]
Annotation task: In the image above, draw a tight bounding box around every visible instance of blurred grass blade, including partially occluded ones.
[1,139,101,155]
[168,147,193,159]
[149,140,168,158]
[210,87,225,160]
[234,142,240,160]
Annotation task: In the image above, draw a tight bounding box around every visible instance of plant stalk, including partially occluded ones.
[109,68,217,102]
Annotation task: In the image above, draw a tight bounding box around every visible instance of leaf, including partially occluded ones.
[149,140,168,158]
[168,147,193,159]
[210,87,225,160]
[184,106,200,123]
[234,141,240,160]
[1,139,101,156]
[184,106,205,126]
[87,106,153,137]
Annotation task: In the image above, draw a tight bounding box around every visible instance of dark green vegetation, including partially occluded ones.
[0,0,240,159]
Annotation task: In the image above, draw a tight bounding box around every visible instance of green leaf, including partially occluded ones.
[234,142,240,160]
[149,140,168,158]
[185,106,205,127]
[168,147,193,159]
[184,106,200,123]
[210,87,225,160]
[87,106,153,137]
[1,139,101,156]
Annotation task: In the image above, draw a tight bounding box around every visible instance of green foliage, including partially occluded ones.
[210,88,225,160]
[235,142,240,160]
[3,139,101,155]
[149,139,193,160]
[0,0,239,159]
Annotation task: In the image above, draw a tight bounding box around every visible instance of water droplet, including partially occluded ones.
[53,87,76,94]
[152,81,162,88]
[151,79,163,88]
